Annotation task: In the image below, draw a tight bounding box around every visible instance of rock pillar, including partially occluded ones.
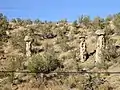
[95,30,105,64]
[24,34,33,57]
[79,36,87,62]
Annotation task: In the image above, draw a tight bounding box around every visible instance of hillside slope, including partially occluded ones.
[1,13,120,90]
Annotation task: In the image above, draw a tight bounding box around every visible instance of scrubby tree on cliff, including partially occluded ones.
[24,19,33,25]
[11,18,17,23]
[72,20,78,27]
[92,16,105,29]
[0,13,9,42]
[78,15,91,28]
[34,19,42,24]
[113,12,120,34]
[105,15,113,23]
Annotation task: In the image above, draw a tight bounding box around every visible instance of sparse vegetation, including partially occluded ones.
[27,51,60,73]
[0,13,9,42]
[1,12,120,90]
[10,30,27,54]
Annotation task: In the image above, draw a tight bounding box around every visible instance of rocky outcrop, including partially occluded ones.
[34,32,57,39]
[31,46,44,53]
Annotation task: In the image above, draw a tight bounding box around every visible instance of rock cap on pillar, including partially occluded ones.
[95,29,105,36]
[79,34,87,39]
[24,34,33,42]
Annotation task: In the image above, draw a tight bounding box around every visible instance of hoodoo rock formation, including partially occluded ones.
[79,35,88,62]
[24,34,33,57]
[95,29,105,64]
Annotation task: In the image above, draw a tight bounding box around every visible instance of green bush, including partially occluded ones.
[27,52,60,73]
